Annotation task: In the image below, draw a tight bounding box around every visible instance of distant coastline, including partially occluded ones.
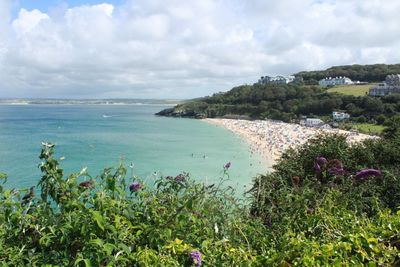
[204,118,378,163]
[0,99,185,106]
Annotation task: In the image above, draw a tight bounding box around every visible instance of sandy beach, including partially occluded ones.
[205,118,378,164]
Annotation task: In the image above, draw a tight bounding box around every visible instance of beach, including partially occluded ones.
[205,118,378,163]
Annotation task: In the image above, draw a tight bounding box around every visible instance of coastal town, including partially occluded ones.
[255,73,400,131]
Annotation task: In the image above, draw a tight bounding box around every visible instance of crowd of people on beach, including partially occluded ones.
[206,119,376,162]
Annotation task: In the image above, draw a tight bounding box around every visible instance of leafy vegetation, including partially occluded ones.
[295,63,400,83]
[0,143,276,266]
[1,118,400,265]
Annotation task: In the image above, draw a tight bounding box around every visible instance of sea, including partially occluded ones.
[0,104,269,192]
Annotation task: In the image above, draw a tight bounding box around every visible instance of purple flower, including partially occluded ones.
[79,180,93,188]
[316,156,328,165]
[355,169,381,181]
[174,173,188,183]
[314,156,327,172]
[129,182,142,192]
[224,162,231,170]
[313,161,321,172]
[327,159,345,175]
[189,250,202,267]
[328,167,346,175]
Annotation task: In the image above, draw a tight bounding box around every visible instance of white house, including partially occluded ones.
[319,76,353,86]
[332,111,350,121]
[258,75,295,85]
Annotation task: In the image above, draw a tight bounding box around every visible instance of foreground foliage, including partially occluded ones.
[0,144,267,266]
[0,130,400,265]
[250,132,400,266]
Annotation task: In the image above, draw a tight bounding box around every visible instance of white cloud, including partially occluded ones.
[12,9,50,35]
[0,0,400,98]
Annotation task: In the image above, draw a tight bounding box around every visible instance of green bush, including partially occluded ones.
[357,115,367,123]
[249,133,400,266]
[376,114,386,125]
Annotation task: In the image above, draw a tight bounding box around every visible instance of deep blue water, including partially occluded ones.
[0,104,268,191]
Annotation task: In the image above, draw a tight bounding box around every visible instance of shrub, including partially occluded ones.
[249,133,400,266]
[376,114,386,125]
[357,116,367,123]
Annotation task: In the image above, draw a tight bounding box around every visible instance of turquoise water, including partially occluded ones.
[0,104,269,191]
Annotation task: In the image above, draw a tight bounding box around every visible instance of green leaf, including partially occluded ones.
[104,243,116,256]
[91,211,105,231]
[136,230,143,237]
[89,238,104,247]
[0,172,7,183]
[74,258,92,267]
[118,243,131,255]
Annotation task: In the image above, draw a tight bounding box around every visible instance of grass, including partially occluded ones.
[351,123,385,135]
[326,83,376,96]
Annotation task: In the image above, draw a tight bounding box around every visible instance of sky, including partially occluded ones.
[0,0,400,99]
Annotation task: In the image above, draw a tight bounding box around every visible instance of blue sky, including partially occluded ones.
[1,0,400,99]
[18,0,123,12]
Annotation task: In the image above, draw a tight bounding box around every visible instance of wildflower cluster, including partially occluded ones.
[189,250,202,267]
[313,156,345,175]
[313,155,381,183]
[129,181,142,192]
[355,168,381,181]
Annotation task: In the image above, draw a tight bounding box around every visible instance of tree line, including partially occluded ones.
[295,63,400,83]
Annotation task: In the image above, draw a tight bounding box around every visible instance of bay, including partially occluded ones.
[0,104,269,191]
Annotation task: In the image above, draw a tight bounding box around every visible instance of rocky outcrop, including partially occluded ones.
[155,107,206,119]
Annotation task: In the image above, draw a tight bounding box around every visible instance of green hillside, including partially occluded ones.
[157,82,400,125]
[326,83,375,96]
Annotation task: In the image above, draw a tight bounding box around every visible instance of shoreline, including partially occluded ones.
[204,118,378,164]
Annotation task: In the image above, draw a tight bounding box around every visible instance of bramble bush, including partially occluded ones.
[0,128,400,265]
